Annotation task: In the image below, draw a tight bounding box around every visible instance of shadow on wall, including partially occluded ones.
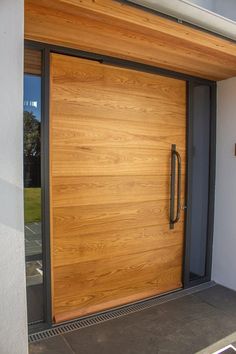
[0,177,24,232]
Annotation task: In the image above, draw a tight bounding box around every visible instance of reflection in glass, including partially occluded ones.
[24,71,43,323]
[26,260,43,286]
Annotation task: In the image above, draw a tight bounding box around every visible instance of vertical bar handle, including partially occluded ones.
[170,144,182,229]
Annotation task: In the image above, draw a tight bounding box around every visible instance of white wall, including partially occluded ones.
[212,77,236,291]
[0,1,28,354]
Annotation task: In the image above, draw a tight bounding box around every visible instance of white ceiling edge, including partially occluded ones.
[127,0,236,41]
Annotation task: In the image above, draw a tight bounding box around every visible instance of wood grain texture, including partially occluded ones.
[52,146,186,177]
[25,0,236,80]
[53,199,185,239]
[24,48,41,75]
[52,115,186,149]
[54,245,183,322]
[53,223,184,267]
[50,53,186,322]
[52,175,186,207]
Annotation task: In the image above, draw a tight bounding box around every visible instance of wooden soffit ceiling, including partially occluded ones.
[25,0,236,80]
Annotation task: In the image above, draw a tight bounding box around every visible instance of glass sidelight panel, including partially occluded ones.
[189,85,211,281]
[24,49,44,323]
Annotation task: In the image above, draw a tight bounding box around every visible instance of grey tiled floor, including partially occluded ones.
[29,285,236,354]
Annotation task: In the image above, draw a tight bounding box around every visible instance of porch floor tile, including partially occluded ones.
[29,285,236,354]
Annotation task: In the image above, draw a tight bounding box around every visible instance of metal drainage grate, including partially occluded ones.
[29,281,216,343]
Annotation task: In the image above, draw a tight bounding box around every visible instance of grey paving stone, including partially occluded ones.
[29,335,73,354]
[194,285,236,317]
[29,285,236,354]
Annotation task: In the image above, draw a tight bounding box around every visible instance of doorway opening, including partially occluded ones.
[24,43,216,330]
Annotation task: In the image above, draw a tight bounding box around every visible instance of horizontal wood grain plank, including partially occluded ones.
[52,100,186,128]
[53,223,184,266]
[51,55,186,103]
[51,146,186,177]
[52,83,185,107]
[28,0,236,58]
[25,0,236,80]
[52,175,186,207]
[26,6,222,80]
[53,199,185,237]
[43,0,236,58]
[53,244,183,321]
[51,115,186,150]
[55,266,182,322]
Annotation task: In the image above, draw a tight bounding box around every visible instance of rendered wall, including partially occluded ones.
[0,1,28,353]
[212,77,236,291]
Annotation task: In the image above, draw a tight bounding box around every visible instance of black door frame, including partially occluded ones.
[24,40,216,333]
[184,81,216,288]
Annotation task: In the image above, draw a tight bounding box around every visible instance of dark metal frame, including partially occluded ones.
[183,81,216,288]
[41,47,52,326]
[24,39,216,332]
[25,42,52,331]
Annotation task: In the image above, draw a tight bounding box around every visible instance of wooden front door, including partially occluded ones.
[50,53,186,323]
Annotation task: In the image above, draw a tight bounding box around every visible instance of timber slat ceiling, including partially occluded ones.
[25,0,236,80]
[24,48,41,75]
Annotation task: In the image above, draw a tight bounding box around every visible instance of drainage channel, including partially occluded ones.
[29,281,216,343]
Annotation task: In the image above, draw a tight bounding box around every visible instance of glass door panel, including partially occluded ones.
[24,48,44,324]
